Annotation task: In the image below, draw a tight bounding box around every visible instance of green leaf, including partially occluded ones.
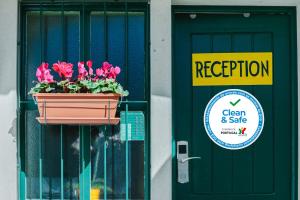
[45,87,55,92]
[67,84,81,93]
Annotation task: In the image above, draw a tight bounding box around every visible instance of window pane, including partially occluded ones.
[25,110,80,199]
[63,126,80,199]
[25,11,80,100]
[90,12,105,68]
[90,12,145,100]
[128,13,145,100]
[25,110,40,199]
[91,111,145,199]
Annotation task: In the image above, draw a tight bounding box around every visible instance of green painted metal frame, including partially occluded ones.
[171,6,298,200]
[17,2,150,200]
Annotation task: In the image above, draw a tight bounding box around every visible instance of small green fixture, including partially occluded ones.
[120,111,145,141]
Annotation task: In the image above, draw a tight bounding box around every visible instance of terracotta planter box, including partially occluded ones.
[33,93,120,125]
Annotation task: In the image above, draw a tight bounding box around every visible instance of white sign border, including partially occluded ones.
[203,89,265,150]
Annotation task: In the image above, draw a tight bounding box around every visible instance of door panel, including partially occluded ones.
[173,11,294,200]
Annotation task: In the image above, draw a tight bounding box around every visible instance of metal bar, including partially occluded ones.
[39,124,43,200]
[39,2,44,62]
[79,127,84,200]
[80,0,85,61]
[39,100,46,199]
[144,5,150,199]
[79,126,91,200]
[82,0,85,61]
[17,107,26,200]
[61,0,66,60]
[18,5,27,194]
[60,0,64,198]
[60,125,64,200]
[104,2,108,60]
[104,139,107,200]
[103,5,109,197]
[86,127,91,200]
[125,103,129,200]
[20,1,149,6]
[125,0,129,90]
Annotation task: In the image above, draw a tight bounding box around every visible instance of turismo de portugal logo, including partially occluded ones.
[204,89,264,150]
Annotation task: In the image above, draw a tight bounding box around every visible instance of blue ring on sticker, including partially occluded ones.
[203,89,264,150]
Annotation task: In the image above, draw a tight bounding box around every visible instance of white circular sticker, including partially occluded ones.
[204,89,264,150]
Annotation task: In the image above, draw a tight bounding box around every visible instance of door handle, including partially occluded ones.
[179,156,202,163]
[177,141,202,184]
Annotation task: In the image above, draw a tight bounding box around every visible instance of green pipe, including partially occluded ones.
[104,139,107,200]
[125,104,129,200]
[60,125,64,200]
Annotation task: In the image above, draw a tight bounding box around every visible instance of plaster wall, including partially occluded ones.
[0,0,18,199]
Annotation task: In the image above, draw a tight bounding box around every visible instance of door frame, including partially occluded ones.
[17,2,151,200]
[171,6,298,200]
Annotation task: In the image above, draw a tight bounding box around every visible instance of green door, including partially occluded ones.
[173,7,297,200]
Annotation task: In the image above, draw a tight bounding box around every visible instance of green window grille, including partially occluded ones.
[17,1,150,200]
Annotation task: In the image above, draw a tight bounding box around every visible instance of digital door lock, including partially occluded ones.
[177,141,202,184]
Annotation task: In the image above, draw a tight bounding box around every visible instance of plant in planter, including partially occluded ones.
[29,60,128,125]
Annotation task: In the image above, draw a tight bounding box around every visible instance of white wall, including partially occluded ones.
[0,0,18,199]
[150,0,172,200]
[150,0,300,200]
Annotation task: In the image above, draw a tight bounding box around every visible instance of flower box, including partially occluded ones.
[33,93,120,125]
[30,60,128,125]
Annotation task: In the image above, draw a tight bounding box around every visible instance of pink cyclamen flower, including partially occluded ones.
[86,60,93,68]
[96,68,104,77]
[88,68,93,75]
[36,68,42,82]
[78,61,88,80]
[86,60,93,75]
[102,61,112,72]
[36,62,54,83]
[114,66,121,74]
[52,61,74,79]
[107,67,117,79]
[95,62,121,80]
[44,69,54,83]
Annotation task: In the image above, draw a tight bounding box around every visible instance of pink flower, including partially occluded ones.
[102,61,111,72]
[44,70,54,83]
[86,60,93,75]
[86,60,93,68]
[114,66,121,74]
[40,62,49,70]
[52,63,60,75]
[36,62,54,83]
[52,61,73,79]
[95,62,121,80]
[96,68,104,77]
[89,68,93,75]
[78,61,88,80]
[107,67,117,79]
[36,68,42,82]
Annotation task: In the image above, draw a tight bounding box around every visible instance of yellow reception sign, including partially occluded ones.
[192,52,273,86]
